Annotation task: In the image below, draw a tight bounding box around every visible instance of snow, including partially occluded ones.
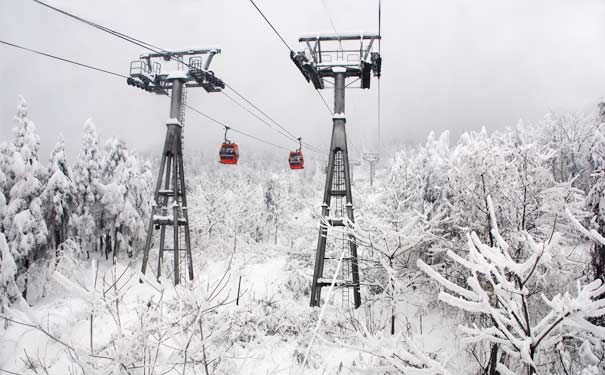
[165,71,189,80]
[166,117,182,127]
[298,31,380,40]
[2,96,605,374]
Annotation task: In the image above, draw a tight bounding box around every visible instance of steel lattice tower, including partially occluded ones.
[291,33,382,308]
[128,48,225,285]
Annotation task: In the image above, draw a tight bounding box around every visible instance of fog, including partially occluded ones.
[1,0,604,160]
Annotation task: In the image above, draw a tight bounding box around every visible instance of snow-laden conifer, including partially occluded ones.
[72,119,103,253]
[2,97,48,297]
[43,134,76,249]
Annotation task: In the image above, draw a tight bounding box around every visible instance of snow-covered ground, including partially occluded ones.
[0,238,475,375]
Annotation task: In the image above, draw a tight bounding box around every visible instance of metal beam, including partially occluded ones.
[299,33,380,42]
[141,48,222,59]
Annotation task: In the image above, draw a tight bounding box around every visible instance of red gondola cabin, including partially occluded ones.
[288,150,304,169]
[219,142,239,165]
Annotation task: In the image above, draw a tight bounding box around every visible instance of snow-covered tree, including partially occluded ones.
[98,140,151,258]
[418,196,605,374]
[0,164,7,233]
[102,152,150,257]
[532,112,596,191]
[43,134,76,250]
[448,127,517,244]
[586,107,605,284]
[3,96,48,297]
[72,119,103,254]
[101,137,128,184]
[0,233,18,312]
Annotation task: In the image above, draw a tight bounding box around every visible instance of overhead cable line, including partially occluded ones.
[1,38,290,154]
[32,0,322,153]
[223,83,322,153]
[184,104,289,151]
[221,90,307,147]
[317,90,333,115]
[248,0,292,51]
[320,0,341,39]
[247,0,334,119]
[0,40,128,79]
[32,0,165,55]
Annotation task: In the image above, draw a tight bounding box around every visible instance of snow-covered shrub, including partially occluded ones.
[418,196,605,374]
[26,239,83,303]
[281,269,311,300]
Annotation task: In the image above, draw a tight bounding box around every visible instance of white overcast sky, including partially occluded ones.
[1,0,604,160]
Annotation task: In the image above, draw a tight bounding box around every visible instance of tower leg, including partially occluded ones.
[140,78,194,286]
[177,150,194,281]
[310,71,361,308]
[141,134,169,276]
[310,148,336,307]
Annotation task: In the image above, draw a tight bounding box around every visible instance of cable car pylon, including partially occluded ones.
[133,47,226,285]
[291,33,382,308]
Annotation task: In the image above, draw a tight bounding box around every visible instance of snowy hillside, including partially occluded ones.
[2,98,605,374]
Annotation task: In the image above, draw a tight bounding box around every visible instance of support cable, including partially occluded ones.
[320,0,341,39]
[223,83,323,153]
[0,40,128,79]
[317,90,333,115]
[31,0,324,153]
[184,104,290,151]
[0,37,291,153]
[32,0,165,55]
[246,0,334,120]
[221,91,320,153]
[247,0,292,51]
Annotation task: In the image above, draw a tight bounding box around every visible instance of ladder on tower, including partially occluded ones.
[311,148,361,308]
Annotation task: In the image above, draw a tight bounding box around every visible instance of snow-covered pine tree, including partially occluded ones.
[72,119,103,255]
[3,96,48,297]
[100,138,128,259]
[113,153,150,256]
[0,233,18,313]
[102,137,128,184]
[43,134,76,250]
[0,166,7,233]
[100,140,150,258]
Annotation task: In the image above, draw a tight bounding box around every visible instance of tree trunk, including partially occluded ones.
[488,343,499,375]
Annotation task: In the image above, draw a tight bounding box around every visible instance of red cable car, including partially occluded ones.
[288,137,304,170]
[219,127,239,165]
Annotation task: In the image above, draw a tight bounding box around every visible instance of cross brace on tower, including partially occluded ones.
[291,33,382,308]
[128,48,225,285]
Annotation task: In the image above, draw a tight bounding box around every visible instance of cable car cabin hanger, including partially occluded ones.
[289,137,304,170]
[219,126,239,165]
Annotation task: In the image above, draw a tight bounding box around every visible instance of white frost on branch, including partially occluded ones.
[418,196,605,373]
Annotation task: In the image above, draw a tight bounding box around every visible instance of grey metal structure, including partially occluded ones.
[363,152,380,187]
[130,48,225,285]
[291,33,381,308]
